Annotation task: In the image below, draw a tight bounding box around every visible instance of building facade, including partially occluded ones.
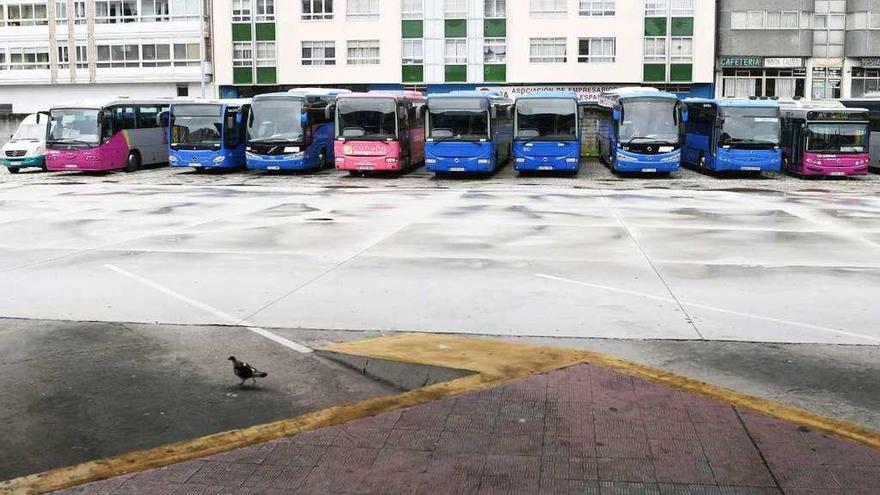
[0,0,212,115]
[717,0,880,100]
[215,0,716,100]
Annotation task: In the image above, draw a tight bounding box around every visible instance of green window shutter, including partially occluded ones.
[402,20,423,38]
[256,67,277,84]
[445,19,467,38]
[232,23,252,42]
[402,65,424,83]
[644,17,667,36]
[484,19,506,37]
[669,63,692,82]
[643,63,666,82]
[255,23,275,41]
[671,17,694,36]
[484,64,506,82]
[233,67,253,85]
[445,64,466,82]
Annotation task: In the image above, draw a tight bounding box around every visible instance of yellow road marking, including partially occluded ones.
[3,333,878,494]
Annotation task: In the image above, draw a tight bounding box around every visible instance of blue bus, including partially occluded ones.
[682,98,782,174]
[596,87,684,174]
[245,89,347,171]
[168,99,250,170]
[424,91,513,174]
[513,92,580,173]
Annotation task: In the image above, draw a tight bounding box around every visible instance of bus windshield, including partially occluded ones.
[171,104,223,149]
[428,98,489,141]
[12,122,45,141]
[719,107,780,147]
[806,123,868,154]
[619,98,678,144]
[248,97,304,143]
[47,109,100,147]
[336,98,397,141]
[516,99,577,140]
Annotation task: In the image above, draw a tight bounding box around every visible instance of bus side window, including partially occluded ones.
[136,105,160,129]
[225,109,241,148]
[101,108,116,141]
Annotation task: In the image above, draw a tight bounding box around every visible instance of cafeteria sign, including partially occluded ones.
[476,85,619,102]
[719,56,762,68]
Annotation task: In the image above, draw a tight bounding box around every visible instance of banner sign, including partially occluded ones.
[764,58,802,68]
[719,56,762,68]
[862,58,880,68]
[476,85,620,102]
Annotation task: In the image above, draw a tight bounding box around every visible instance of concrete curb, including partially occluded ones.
[316,349,473,390]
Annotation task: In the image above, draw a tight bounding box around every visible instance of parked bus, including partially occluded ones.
[245,90,340,171]
[46,99,170,172]
[334,91,426,173]
[168,99,250,170]
[2,112,49,173]
[840,96,880,171]
[778,100,870,177]
[682,98,782,174]
[512,91,580,173]
[424,91,513,174]
[596,87,684,174]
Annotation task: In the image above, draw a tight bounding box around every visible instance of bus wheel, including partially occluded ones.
[125,151,142,173]
[7,167,20,174]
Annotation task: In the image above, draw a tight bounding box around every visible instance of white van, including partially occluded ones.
[2,113,49,173]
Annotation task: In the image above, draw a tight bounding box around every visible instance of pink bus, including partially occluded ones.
[779,101,871,177]
[334,91,426,173]
[46,99,170,172]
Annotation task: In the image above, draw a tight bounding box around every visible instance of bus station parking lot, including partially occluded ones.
[1,159,880,486]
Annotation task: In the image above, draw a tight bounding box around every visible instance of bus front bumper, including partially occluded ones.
[614,149,680,173]
[170,151,239,169]
[335,156,402,172]
[247,152,316,171]
[713,150,782,172]
[425,157,495,173]
[1,155,45,169]
[514,155,579,172]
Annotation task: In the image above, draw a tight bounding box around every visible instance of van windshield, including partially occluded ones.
[12,122,45,141]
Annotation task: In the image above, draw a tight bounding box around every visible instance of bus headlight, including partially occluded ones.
[246,152,257,159]
[477,159,490,164]
[168,155,178,163]
[213,156,226,163]
[616,153,638,162]
[660,154,680,162]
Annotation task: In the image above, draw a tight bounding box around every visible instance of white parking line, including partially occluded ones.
[104,264,313,354]
[535,273,880,344]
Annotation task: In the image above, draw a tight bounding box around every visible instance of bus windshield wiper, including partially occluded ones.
[249,137,301,144]
[48,139,92,146]
[626,136,656,146]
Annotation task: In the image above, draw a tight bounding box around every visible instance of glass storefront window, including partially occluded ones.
[721,68,805,99]
[851,67,880,97]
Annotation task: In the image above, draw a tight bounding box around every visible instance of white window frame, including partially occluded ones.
[645,0,667,17]
[255,41,275,67]
[8,46,50,70]
[402,39,423,64]
[346,39,380,65]
[232,0,252,22]
[643,37,666,63]
[75,44,88,68]
[233,42,253,67]
[444,39,467,64]
[96,43,141,68]
[255,0,275,21]
[141,43,172,67]
[483,38,506,63]
[579,0,614,17]
[347,0,379,20]
[301,40,336,65]
[485,0,505,18]
[57,45,70,70]
[0,49,6,71]
[444,0,466,19]
[669,36,692,63]
[529,37,566,63]
[3,2,49,26]
[530,0,566,17]
[871,12,880,29]
[578,37,615,63]
[55,1,67,24]
[302,0,333,20]
[401,0,423,19]
[670,0,692,17]
[94,0,139,24]
[172,43,200,66]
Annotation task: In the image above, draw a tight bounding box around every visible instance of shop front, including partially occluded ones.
[719,56,806,99]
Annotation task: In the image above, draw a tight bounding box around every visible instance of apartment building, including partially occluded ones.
[717,0,880,99]
[215,0,716,100]
[0,0,212,115]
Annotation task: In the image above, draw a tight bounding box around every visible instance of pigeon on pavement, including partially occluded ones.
[228,356,268,386]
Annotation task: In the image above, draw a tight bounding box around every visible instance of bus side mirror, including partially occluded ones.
[157,111,169,128]
[490,107,497,119]
[325,106,332,120]
[681,108,689,123]
[612,109,621,121]
[300,112,309,126]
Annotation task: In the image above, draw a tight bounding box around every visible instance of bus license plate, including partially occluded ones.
[831,171,845,176]
[740,167,761,171]
[267,166,280,171]
[538,166,554,171]
[65,164,77,169]
[450,167,465,172]
[357,164,373,170]
[642,168,657,173]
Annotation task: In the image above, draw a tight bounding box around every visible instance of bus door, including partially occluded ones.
[398,102,411,165]
[224,106,245,164]
[102,106,127,167]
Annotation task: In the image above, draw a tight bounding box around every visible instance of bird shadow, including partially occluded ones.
[223,384,273,393]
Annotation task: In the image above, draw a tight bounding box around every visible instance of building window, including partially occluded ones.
[444,39,467,64]
[256,0,275,21]
[302,40,335,65]
[485,0,505,18]
[75,44,87,68]
[483,38,506,63]
[347,40,380,64]
[96,44,140,68]
[721,68,806,99]
[142,43,172,66]
[579,0,614,17]
[142,0,173,22]
[871,12,880,29]
[851,68,880,97]
[670,0,692,16]
[530,0,566,17]
[8,47,50,70]
[0,50,6,70]
[347,0,378,19]
[73,1,86,24]
[173,43,200,66]
[302,0,333,20]
[255,41,275,66]
[232,0,252,22]
[233,42,253,67]
[401,0,422,19]
[95,1,138,23]
[578,37,615,63]
[56,2,67,24]
[669,36,691,62]
[444,0,466,18]
[402,39,423,64]
[643,37,666,63]
[58,46,70,70]
[644,0,667,16]
[4,3,49,26]
[529,37,566,63]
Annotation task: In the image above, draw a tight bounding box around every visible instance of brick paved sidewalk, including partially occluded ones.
[58,364,880,495]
